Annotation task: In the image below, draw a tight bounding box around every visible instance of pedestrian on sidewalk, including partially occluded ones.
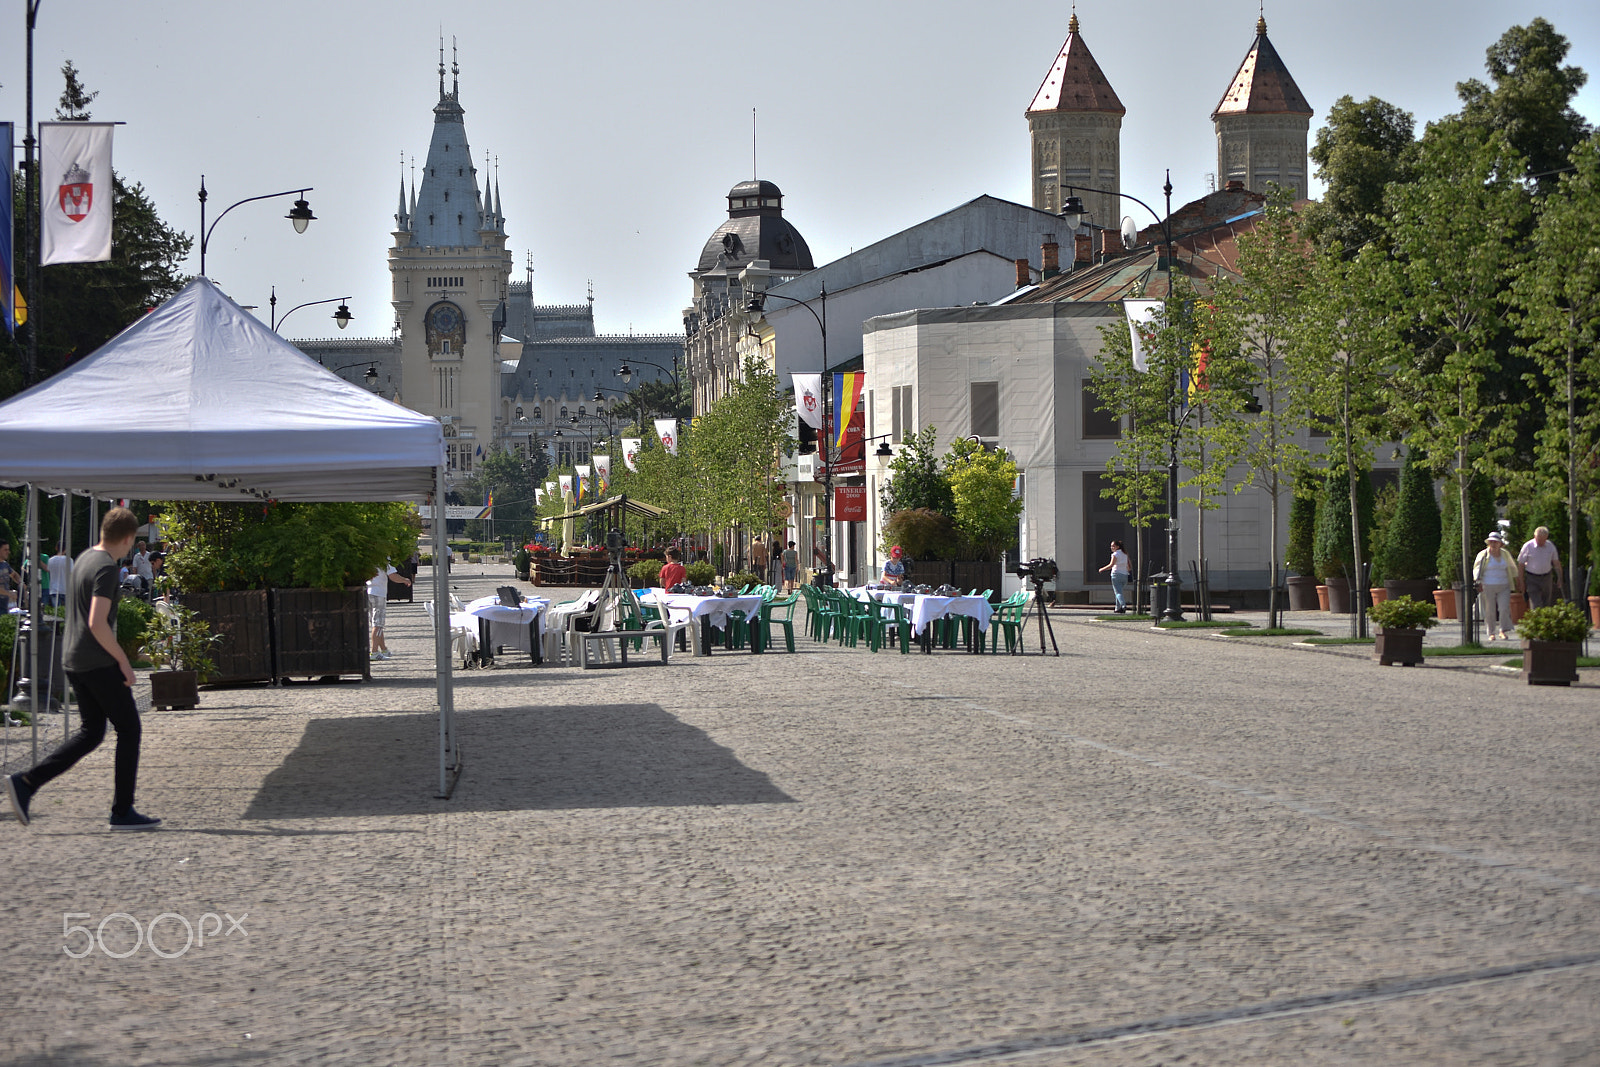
[1517,526,1565,608]
[4,507,161,831]
[781,541,798,593]
[368,561,411,660]
[1473,531,1520,641]
[1098,539,1131,613]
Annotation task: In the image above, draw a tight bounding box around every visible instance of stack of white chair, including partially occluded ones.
[425,600,479,668]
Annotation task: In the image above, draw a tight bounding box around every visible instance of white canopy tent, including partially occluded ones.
[0,278,460,795]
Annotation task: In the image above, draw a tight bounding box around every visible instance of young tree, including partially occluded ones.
[1385,118,1530,643]
[941,437,1022,562]
[1509,135,1600,601]
[879,425,954,517]
[1204,188,1315,628]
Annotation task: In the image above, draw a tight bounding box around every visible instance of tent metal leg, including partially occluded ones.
[434,464,461,799]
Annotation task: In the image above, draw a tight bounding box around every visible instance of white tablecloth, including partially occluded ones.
[465,594,549,653]
[903,594,993,637]
[650,591,766,632]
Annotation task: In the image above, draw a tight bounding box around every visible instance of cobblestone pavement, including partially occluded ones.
[2,568,1595,1066]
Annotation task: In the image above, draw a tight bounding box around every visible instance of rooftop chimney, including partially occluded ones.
[1041,234,1060,279]
[1074,232,1092,270]
[1014,258,1031,289]
[1225,179,1245,192]
[1100,231,1122,259]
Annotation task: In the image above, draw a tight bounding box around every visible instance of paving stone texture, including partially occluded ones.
[1,566,1596,1066]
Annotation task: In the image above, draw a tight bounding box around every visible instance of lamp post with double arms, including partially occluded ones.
[271,288,352,333]
[1059,173,1186,620]
[197,176,316,276]
[744,282,833,586]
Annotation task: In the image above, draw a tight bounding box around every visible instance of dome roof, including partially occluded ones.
[695,178,814,273]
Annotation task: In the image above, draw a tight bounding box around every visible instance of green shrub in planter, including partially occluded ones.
[1380,448,1443,581]
[685,561,716,586]
[1285,482,1316,576]
[117,597,158,661]
[1516,602,1591,644]
[1313,465,1375,581]
[1436,473,1497,586]
[1366,595,1439,631]
[727,571,762,590]
[628,558,664,587]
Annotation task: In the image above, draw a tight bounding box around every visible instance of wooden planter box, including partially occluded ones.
[1522,639,1579,686]
[182,590,274,684]
[273,588,370,681]
[149,669,200,710]
[1374,627,1425,667]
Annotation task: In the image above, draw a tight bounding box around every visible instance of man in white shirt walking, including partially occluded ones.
[1517,526,1565,609]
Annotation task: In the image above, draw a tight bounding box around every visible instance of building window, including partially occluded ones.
[560,406,568,419]
[436,367,456,409]
[891,386,914,443]
[532,406,542,421]
[1082,381,1121,439]
[971,382,999,440]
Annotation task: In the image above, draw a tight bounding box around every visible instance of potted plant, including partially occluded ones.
[1517,602,1590,686]
[1380,449,1442,604]
[1285,488,1320,611]
[512,546,532,582]
[140,605,220,710]
[1366,595,1438,666]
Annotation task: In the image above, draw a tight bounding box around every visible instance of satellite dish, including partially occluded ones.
[1120,216,1138,251]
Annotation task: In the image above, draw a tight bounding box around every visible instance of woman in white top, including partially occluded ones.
[1098,539,1131,614]
[1472,531,1521,641]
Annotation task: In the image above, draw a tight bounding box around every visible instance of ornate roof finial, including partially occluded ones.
[1069,1,1078,35]
[438,34,446,97]
[1257,2,1266,36]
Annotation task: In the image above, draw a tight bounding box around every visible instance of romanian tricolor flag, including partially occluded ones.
[833,372,866,450]
[1183,302,1215,410]
[474,489,494,520]
[575,464,591,501]
[593,455,611,494]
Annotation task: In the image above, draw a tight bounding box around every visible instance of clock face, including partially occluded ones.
[430,304,461,333]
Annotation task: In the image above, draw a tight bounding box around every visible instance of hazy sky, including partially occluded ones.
[4,1,1597,340]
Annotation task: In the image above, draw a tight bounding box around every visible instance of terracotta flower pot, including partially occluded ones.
[1316,585,1330,611]
[1509,591,1527,624]
[1369,587,1389,605]
[1589,596,1600,629]
[1433,587,1458,620]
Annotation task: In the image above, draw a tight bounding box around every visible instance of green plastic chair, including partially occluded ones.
[759,593,799,652]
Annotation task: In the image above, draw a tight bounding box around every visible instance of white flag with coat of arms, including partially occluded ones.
[1123,299,1164,373]
[40,123,115,265]
[654,419,679,456]
[621,438,642,472]
[791,374,823,429]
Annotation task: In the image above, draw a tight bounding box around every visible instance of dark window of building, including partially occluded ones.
[1082,381,1121,439]
[971,382,999,439]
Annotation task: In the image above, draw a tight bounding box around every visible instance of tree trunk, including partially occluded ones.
[1566,335,1579,605]
[1458,444,1474,648]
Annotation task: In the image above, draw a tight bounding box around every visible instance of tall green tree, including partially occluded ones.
[1301,95,1416,255]
[1205,187,1316,627]
[879,425,953,516]
[1384,118,1530,642]
[940,437,1021,561]
[1457,18,1592,192]
[1508,135,1600,600]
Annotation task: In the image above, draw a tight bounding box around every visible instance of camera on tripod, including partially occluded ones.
[1015,557,1058,583]
[606,528,625,569]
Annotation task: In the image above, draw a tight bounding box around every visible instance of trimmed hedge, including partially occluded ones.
[1437,472,1497,585]
[1380,449,1442,581]
[1313,466,1375,581]
[1286,481,1317,576]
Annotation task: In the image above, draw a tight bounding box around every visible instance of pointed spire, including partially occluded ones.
[494,166,504,233]
[438,34,446,98]
[1213,14,1312,118]
[1028,14,1124,114]
[451,36,459,97]
[397,169,409,230]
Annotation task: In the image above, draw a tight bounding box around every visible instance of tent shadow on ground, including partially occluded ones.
[242,704,794,818]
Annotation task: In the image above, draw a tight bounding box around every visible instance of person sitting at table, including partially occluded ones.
[659,548,687,592]
[881,545,907,588]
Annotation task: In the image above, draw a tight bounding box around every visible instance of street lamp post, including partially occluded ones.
[1059,173,1186,620]
[319,358,380,391]
[197,177,316,276]
[271,287,353,333]
[744,282,833,586]
[616,356,684,424]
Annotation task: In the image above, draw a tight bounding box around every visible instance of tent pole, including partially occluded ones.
[434,465,458,798]
[26,486,39,763]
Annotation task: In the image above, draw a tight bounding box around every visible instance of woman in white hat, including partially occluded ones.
[1472,531,1521,641]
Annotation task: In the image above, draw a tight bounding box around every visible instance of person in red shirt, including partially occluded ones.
[658,548,687,591]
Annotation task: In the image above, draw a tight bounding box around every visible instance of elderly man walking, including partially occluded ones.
[1517,526,1566,609]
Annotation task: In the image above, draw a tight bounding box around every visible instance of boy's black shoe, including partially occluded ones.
[4,774,32,828]
[108,809,162,831]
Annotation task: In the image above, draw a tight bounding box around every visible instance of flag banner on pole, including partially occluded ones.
[40,122,114,265]
[654,419,679,456]
[545,481,556,495]
[575,464,591,500]
[621,438,642,472]
[559,475,573,498]
[474,488,493,520]
[1123,299,1163,373]
[593,455,611,493]
[792,374,823,429]
[1183,341,1211,410]
[1,123,14,334]
[833,372,866,450]
[534,488,543,505]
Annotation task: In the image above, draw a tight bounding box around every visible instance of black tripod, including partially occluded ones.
[1029,577,1059,656]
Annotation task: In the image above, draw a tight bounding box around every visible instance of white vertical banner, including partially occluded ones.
[1123,299,1164,373]
[621,438,642,472]
[40,122,115,265]
[593,455,611,491]
[558,475,573,497]
[792,374,823,429]
[534,488,543,505]
[654,419,679,456]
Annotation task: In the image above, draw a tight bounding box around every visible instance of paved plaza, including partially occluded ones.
[2,566,1596,1066]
